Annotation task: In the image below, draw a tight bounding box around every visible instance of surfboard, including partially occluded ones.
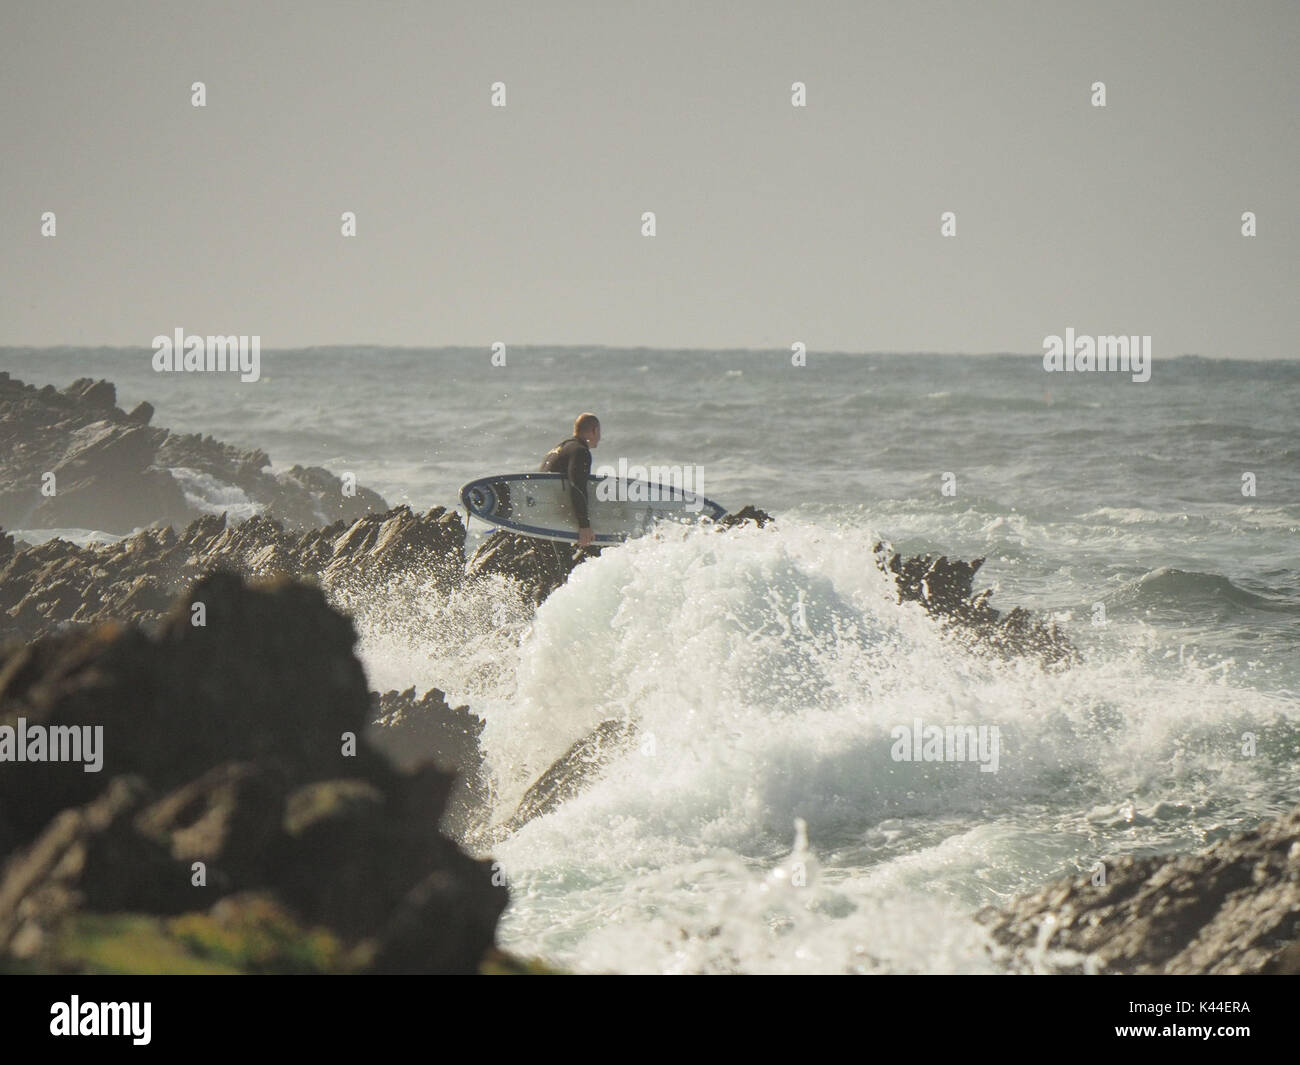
[459,473,728,544]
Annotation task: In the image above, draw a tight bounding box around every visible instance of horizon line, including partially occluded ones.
[0,344,1290,364]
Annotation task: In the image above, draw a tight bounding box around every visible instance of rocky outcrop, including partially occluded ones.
[875,545,1076,665]
[0,505,465,646]
[493,719,639,840]
[466,505,774,603]
[364,694,648,846]
[978,809,1300,974]
[715,504,773,529]
[466,532,601,603]
[367,692,644,844]
[0,572,507,973]
[0,372,387,533]
[368,687,489,842]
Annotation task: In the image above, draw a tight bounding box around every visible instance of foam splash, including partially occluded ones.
[347,517,1300,973]
[167,467,266,523]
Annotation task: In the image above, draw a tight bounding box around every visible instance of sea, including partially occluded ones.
[2,346,1298,973]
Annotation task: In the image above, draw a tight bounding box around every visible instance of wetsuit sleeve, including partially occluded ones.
[567,445,592,527]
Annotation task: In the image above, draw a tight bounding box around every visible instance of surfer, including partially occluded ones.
[540,413,600,547]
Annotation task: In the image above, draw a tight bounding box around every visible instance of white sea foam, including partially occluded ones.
[349,517,1300,973]
[166,467,266,522]
[7,528,128,548]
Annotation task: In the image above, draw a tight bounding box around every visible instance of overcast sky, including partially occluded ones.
[2,0,1296,357]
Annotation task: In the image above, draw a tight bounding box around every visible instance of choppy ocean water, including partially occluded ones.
[4,346,1298,972]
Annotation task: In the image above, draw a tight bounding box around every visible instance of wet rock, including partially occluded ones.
[274,779,397,934]
[0,572,381,842]
[465,504,770,602]
[0,372,387,533]
[63,378,118,411]
[496,718,639,838]
[27,421,192,532]
[134,762,288,894]
[978,807,1300,974]
[875,545,1077,664]
[0,505,465,646]
[466,531,597,603]
[369,687,488,841]
[273,771,504,964]
[369,863,509,974]
[716,504,773,528]
[0,572,507,973]
[322,506,465,588]
[0,777,185,958]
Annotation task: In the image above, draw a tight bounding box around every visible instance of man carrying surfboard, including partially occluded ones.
[540,413,600,547]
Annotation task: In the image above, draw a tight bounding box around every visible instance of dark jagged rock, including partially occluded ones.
[495,718,639,839]
[369,861,510,974]
[0,505,465,646]
[0,572,387,842]
[371,692,644,842]
[0,776,187,959]
[27,421,193,532]
[0,372,387,533]
[134,762,289,895]
[274,776,443,935]
[715,504,772,529]
[0,572,507,973]
[874,544,1076,664]
[369,687,488,842]
[466,531,600,603]
[320,505,467,588]
[466,504,771,602]
[978,808,1300,974]
[63,378,118,411]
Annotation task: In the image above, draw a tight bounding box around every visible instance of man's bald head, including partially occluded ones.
[574,413,600,446]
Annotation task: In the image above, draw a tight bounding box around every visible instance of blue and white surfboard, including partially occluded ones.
[460,472,727,544]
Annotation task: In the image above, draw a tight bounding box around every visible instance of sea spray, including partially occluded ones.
[451,520,1298,972]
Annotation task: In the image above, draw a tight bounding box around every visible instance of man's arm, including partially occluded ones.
[566,445,592,526]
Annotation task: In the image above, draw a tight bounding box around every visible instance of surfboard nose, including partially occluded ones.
[461,481,498,516]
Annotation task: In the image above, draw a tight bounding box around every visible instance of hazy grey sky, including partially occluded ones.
[2,0,1296,357]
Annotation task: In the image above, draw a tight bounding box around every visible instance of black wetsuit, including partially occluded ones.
[540,436,592,529]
